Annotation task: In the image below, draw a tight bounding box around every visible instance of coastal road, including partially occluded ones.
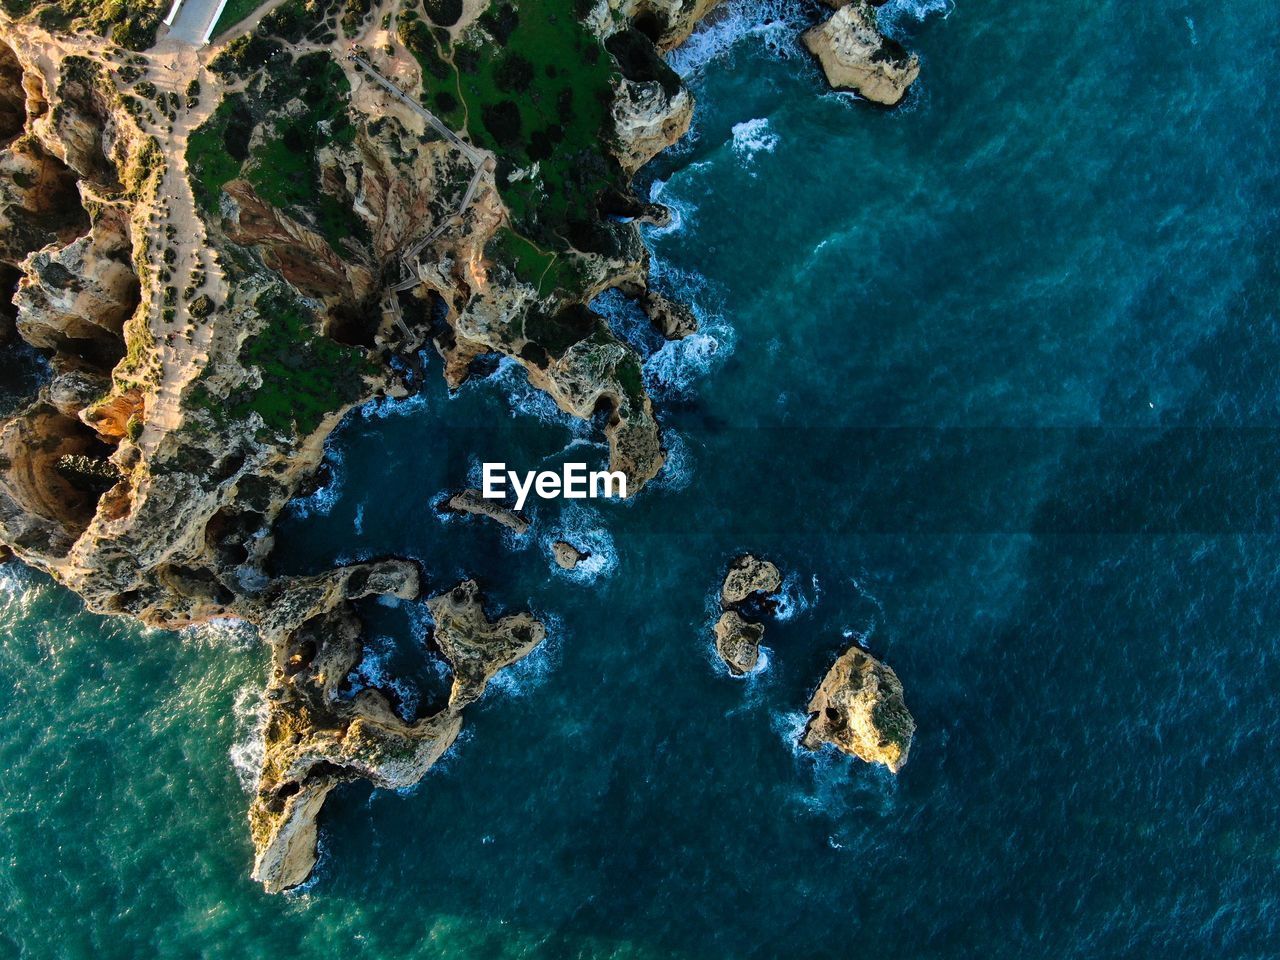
[166,0,225,46]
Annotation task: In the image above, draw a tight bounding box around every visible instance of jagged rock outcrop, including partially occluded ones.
[426,579,546,710]
[15,201,138,357]
[248,563,547,893]
[0,0,783,895]
[804,1,920,107]
[605,0,726,49]
[612,76,693,174]
[721,554,782,606]
[712,554,781,675]
[444,487,529,534]
[714,610,765,675]
[552,539,589,570]
[641,290,698,340]
[800,644,915,772]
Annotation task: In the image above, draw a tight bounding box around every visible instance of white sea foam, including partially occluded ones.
[731,117,780,166]
[229,684,269,793]
[180,615,257,650]
[648,428,695,493]
[667,0,808,77]
[349,635,421,720]
[359,386,431,421]
[774,572,822,622]
[877,0,954,35]
[465,356,586,432]
[287,458,343,521]
[644,324,730,398]
[544,504,619,584]
[644,177,692,237]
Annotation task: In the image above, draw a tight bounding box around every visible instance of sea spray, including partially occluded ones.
[229,684,269,793]
[666,0,810,78]
[730,117,780,169]
[544,504,620,584]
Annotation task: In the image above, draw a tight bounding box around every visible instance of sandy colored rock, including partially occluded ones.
[803,2,920,107]
[446,488,530,534]
[800,644,915,773]
[714,610,765,675]
[642,291,698,340]
[721,554,782,606]
[427,579,546,709]
[611,75,693,174]
[552,540,590,570]
[246,563,547,893]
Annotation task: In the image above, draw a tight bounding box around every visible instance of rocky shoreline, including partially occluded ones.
[0,0,922,891]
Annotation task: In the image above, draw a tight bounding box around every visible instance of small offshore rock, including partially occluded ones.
[426,579,546,709]
[803,1,921,107]
[445,488,529,534]
[721,554,782,607]
[714,610,765,676]
[800,644,915,773]
[552,540,590,570]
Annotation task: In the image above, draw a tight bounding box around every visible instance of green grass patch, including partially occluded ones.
[187,52,365,251]
[190,290,375,438]
[396,0,630,299]
[211,0,270,37]
[186,94,248,214]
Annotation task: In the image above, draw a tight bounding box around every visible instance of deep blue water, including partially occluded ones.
[3,0,1279,956]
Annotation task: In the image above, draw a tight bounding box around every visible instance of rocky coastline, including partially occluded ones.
[0,0,922,891]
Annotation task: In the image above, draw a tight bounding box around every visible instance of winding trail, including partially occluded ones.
[346,49,495,332]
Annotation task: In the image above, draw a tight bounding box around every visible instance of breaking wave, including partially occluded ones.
[229,684,268,793]
[731,117,780,164]
[543,504,620,584]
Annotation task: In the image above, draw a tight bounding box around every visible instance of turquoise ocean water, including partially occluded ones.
[3,0,1279,955]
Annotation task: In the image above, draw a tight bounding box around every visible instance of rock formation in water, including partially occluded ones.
[804,0,921,107]
[0,0,929,891]
[249,565,545,892]
[713,610,765,675]
[800,644,915,773]
[721,553,782,607]
[0,0,726,890]
[552,539,590,570]
[426,579,546,709]
[713,554,781,674]
[445,488,529,534]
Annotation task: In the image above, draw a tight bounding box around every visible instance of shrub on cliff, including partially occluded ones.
[423,0,461,27]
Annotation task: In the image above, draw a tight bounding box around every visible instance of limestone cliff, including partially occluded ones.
[801,644,915,773]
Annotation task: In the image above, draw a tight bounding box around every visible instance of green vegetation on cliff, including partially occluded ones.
[3,0,166,48]
[398,0,625,298]
[187,52,363,252]
[190,289,374,439]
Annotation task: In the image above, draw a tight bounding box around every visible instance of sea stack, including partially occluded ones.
[800,644,915,773]
[803,0,921,107]
[713,554,782,675]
